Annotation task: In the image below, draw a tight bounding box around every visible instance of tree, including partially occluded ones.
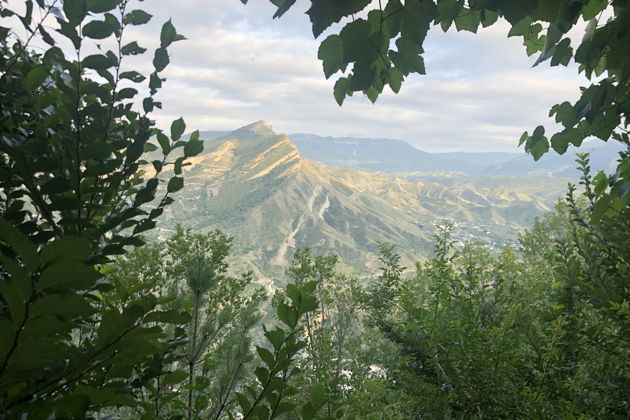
[0,0,203,417]
[361,208,629,417]
[106,226,267,419]
[247,0,630,214]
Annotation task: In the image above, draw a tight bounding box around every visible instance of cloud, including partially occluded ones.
[129,0,591,152]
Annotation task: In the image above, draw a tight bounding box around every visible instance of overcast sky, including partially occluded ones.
[124,0,590,152]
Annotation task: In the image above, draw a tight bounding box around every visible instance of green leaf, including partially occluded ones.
[299,295,318,315]
[256,346,275,367]
[339,19,374,64]
[508,16,533,37]
[277,301,297,328]
[275,402,296,417]
[254,366,270,384]
[144,310,188,324]
[551,127,584,154]
[184,138,204,158]
[156,132,170,154]
[57,20,81,49]
[436,0,463,31]
[170,117,185,141]
[82,54,116,70]
[550,38,572,66]
[591,194,611,223]
[38,24,56,46]
[174,156,186,175]
[135,186,155,205]
[0,218,39,272]
[309,384,325,410]
[86,0,118,13]
[593,170,608,196]
[333,77,349,106]
[116,87,137,100]
[318,34,344,79]
[153,47,169,72]
[582,0,606,20]
[480,9,498,27]
[301,402,317,420]
[390,37,425,76]
[40,236,91,264]
[0,257,31,322]
[160,19,185,47]
[121,41,146,56]
[550,131,569,154]
[120,71,146,82]
[272,0,297,18]
[82,15,118,39]
[30,293,95,317]
[533,23,563,66]
[83,142,114,160]
[551,101,579,128]
[236,392,252,414]
[588,111,619,140]
[525,126,549,161]
[143,143,158,152]
[454,8,480,33]
[265,327,285,351]
[63,0,87,24]
[366,86,379,103]
[349,61,375,91]
[40,177,72,195]
[306,0,371,38]
[518,131,528,146]
[38,261,101,290]
[123,9,152,25]
[618,180,630,199]
[387,67,403,93]
[286,283,300,303]
[162,370,188,385]
[249,405,270,419]
[167,176,184,193]
[24,65,48,91]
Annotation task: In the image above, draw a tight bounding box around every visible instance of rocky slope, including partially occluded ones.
[156,121,569,284]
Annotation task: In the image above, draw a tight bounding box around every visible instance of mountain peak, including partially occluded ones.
[237,120,275,135]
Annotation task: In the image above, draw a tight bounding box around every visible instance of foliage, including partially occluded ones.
[250,0,630,211]
[279,249,417,420]
[105,229,335,420]
[358,168,629,417]
[283,250,354,420]
[105,226,267,419]
[235,277,320,420]
[0,0,202,417]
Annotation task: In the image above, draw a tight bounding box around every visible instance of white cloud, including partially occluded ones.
[129,0,591,152]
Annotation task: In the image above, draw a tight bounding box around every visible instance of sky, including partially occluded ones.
[25,0,595,153]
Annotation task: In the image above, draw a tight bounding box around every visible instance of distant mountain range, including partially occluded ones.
[193,130,622,178]
[156,122,571,283]
[288,133,623,178]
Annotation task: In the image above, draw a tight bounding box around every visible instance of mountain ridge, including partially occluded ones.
[192,127,620,177]
[157,122,570,283]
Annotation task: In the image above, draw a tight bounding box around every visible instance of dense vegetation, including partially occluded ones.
[1,0,629,419]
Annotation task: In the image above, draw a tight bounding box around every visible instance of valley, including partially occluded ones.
[154,121,570,283]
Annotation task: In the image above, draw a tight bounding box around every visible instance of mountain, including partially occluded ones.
[154,121,569,284]
[288,133,622,177]
[289,133,519,174]
[481,141,623,177]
